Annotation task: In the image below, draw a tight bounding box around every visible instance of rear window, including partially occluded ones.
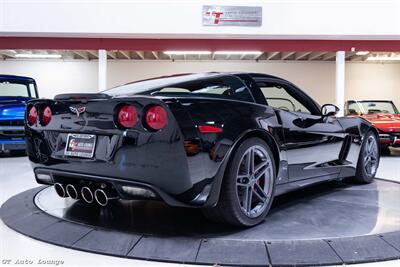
[0,82,30,97]
[105,75,254,103]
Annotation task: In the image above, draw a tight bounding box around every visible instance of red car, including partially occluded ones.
[345,100,400,154]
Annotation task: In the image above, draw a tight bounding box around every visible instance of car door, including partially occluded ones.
[254,78,345,181]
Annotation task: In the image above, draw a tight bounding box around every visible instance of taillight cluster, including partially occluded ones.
[117,105,138,128]
[27,105,52,126]
[116,104,168,131]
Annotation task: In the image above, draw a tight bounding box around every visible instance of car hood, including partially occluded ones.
[359,113,400,133]
[0,96,30,121]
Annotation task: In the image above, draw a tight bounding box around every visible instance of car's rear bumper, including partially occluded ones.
[0,139,26,152]
[379,133,400,147]
[0,124,26,152]
[33,167,212,208]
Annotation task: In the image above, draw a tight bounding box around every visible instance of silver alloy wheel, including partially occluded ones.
[236,145,273,218]
[364,136,379,176]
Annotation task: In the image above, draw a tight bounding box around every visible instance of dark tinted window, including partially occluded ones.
[106,75,254,103]
[257,82,312,114]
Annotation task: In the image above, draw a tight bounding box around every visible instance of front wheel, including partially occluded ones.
[354,132,380,183]
[202,138,276,227]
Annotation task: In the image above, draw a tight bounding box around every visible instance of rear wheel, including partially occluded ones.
[354,132,380,183]
[202,138,276,227]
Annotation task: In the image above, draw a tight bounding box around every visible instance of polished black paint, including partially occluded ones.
[25,72,378,208]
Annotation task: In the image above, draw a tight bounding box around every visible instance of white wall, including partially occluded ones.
[0,60,98,98]
[1,0,400,39]
[0,59,399,109]
[107,61,336,106]
[346,63,400,108]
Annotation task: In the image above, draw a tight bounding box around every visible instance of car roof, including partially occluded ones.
[118,72,287,86]
[0,74,35,83]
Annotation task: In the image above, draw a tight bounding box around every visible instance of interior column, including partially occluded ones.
[335,51,345,116]
[98,49,107,91]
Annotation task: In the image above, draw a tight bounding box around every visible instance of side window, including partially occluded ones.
[152,76,254,103]
[346,101,362,115]
[29,83,37,98]
[257,82,311,114]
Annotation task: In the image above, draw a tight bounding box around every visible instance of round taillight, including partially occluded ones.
[28,106,38,126]
[41,106,52,126]
[117,105,138,129]
[145,105,168,131]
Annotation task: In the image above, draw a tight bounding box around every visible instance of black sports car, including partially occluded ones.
[26,72,380,226]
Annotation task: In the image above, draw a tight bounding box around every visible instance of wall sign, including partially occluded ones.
[202,5,262,27]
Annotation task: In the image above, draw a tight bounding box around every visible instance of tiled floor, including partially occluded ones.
[1,153,399,267]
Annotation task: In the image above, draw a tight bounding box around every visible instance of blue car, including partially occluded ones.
[0,75,38,153]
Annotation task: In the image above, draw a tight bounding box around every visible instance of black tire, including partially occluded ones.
[353,131,380,184]
[202,137,276,227]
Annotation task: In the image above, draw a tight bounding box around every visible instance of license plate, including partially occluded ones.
[64,133,96,158]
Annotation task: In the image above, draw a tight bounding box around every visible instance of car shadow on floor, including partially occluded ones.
[60,179,360,238]
[0,151,27,158]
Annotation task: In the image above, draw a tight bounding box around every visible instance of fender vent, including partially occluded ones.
[339,135,352,161]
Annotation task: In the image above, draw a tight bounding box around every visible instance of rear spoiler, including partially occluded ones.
[54,93,111,100]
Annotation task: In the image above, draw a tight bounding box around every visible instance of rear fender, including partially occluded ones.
[204,128,281,207]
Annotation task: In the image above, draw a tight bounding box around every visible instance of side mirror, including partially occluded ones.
[321,104,340,117]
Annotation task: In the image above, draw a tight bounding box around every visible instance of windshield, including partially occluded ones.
[347,101,399,115]
[0,81,37,98]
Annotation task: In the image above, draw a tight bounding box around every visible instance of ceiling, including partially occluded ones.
[0,50,398,62]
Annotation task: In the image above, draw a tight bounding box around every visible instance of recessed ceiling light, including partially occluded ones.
[366,55,400,61]
[15,54,62,59]
[214,51,262,55]
[163,51,211,55]
[355,51,369,56]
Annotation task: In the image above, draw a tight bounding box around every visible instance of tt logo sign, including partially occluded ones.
[204,11,224,24]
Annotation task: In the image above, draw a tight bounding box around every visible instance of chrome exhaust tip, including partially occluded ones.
[66,184,79,200]
[94,189,118,207]
[54,183,67,198]
[94,189,108,206]
[81,186,94,203]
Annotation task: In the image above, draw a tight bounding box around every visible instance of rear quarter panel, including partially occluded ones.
[171,97,285,204]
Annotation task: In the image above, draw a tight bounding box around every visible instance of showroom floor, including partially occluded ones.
[1,151,399,267]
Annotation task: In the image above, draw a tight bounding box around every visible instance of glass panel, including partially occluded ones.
[258,84,311,114]
[348,101,398,114]
[360,101,397,114]
[29,83,37,98]
[107,75,254,103]
[0,82,30,97]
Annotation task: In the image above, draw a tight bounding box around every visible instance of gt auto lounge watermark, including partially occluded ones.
[1,259,64,266]
[202,5,262,27]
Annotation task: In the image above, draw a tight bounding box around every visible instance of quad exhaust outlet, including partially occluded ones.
[54,183,119,206]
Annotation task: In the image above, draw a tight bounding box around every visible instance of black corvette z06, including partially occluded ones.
[26,72,380,226]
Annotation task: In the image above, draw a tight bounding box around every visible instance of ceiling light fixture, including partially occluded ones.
[366,55,400,61]
[214,51,263,55]
[15,54,62,59]
[355,51,369,56]
[163,51,211,55]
